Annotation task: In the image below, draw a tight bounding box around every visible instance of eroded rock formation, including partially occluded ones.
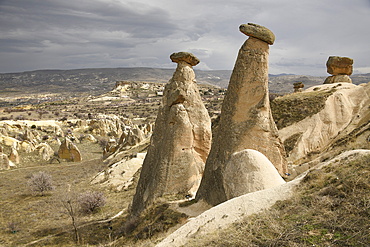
[293,82,304,93]
[223,149,286,200]
[58,138,82,162]
[324,56,353,84]
[279,82,370,165]
[196,23,287,206]
[131,52,212,215]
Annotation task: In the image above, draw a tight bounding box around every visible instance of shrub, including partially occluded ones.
[27,171,54,196]
[78,191,106,214]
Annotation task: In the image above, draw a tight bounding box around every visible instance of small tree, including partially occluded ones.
[61,195,80,244]
[27,171,54,196]
[78,191,106,214]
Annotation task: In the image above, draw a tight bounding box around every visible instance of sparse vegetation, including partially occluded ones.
[1,74,369,246]
[188,154,370,247]
[271,89,336,129]
[121,203,188,240]
[27,171,55,196]
[78,190,106,214]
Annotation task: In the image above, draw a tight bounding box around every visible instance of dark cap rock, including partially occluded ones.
[326,56,353,75]
[170,52,200,66]
[239,23,275,45]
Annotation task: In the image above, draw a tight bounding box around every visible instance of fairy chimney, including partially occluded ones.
[195,23,287,206]
[131,52,212,216]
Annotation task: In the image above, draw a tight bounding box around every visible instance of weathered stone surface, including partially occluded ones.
[279,83,370,164]
[8,147,20,164]
[131,52,212,215]
[58,138,82,162]
[196,26,287,206]
[326,56,353,75]
[223,149,286,200]
[239,23,275,45]
[36,143,54,161]
[324,75,352,84]
[0,153,10,170]
[170,52,200,66]
[293,82,304,93]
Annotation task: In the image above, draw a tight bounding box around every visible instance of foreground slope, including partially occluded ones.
[158,150,370,247]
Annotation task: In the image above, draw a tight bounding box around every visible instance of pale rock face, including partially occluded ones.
[131,52,212,216]
[36,143,54,161]
[91,153,146,191]
[196,24,287,206]
[58,138,82,162]
[324,75,352,84]
[0,135,20,149]
[8,147,20,164]
[223,149,286,200]
[0,153,11,170]
[279,82,370,163]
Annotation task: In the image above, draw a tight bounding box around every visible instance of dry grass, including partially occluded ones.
[271,89,335,129]
[188,153,370,247]
[0,140,136,246]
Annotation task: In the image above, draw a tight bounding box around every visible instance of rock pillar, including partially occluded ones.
[131,52,212,215]
[195,23,287,206]
[324,56,353,84]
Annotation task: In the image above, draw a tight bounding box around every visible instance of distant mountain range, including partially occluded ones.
[1,67,369,95]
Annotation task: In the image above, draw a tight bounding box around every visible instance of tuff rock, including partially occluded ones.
[131,52,212,215]
[196,24,287,206]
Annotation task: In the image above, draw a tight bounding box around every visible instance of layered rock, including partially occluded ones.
[324,56,353,84]
[279,82,370,164]
[196,23,287,206]
[131,52,212,215]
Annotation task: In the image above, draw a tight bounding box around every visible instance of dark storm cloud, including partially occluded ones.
[0,0,369,74]
[0,0,179,72]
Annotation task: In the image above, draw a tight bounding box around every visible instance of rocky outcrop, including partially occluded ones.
[92,153,146,191]
[8,147,20,165]
[130,52,212,216]
[293,82,304,93]
[195,23,287,206]
[0,152,11,170]
[36,143,54,161]
[58,138,82,162]
[279,82,370,164]
[324,56,353,84]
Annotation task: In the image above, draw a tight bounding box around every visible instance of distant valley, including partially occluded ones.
[1,67,369,96]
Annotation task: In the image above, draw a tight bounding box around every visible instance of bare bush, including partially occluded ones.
[27,171,54,196]
[78,191,106,214]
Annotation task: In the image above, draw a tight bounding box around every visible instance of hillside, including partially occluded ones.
[1,68,369,96]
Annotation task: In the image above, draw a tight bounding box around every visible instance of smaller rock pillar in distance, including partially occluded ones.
[293,82,304,93]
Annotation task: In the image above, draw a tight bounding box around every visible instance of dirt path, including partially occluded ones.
[0,158,102,174]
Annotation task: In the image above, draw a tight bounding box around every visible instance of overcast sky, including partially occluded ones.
[1,0,369,75]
